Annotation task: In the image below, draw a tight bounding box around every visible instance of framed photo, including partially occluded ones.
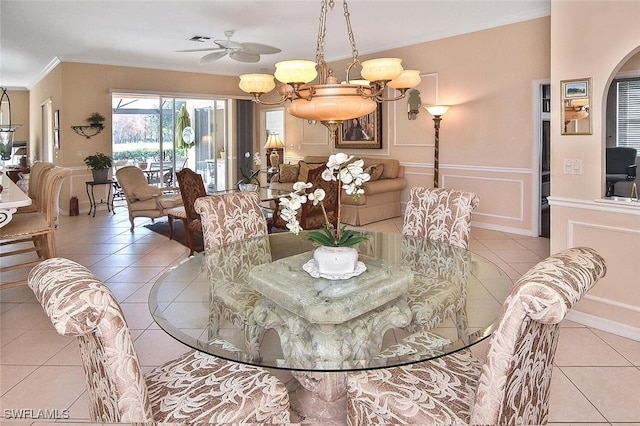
[53,109,60,149]
[561,78,592,135]
[336,103,382,149]
[563,79,588,98]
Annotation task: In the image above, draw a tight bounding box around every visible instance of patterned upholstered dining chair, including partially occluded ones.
[194,191,270,357]
[347,247,606,426]
[1,167,72,288]
[16,161,54,213]
[401,187,479,337]
[28,257,291,424]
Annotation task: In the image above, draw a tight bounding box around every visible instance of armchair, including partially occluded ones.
[606,147,637,197]
[115,166,183,232]
[268,162,338,232]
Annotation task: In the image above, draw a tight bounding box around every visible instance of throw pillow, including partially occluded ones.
[364,164,384,181]
[132,185,161,201]
[279,164,300,183]
[298,161,325,182]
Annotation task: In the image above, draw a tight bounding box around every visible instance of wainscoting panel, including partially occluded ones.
[568,220,640,309]
[402,163,533,234]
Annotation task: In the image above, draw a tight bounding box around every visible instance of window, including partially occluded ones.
[617,78,640,151]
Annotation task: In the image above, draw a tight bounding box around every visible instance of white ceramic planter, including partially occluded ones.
[238,183,258,192]
[313,246,359,275]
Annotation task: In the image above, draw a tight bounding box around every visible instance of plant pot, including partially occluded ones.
[238,183,258,192]
[313,245,359,275]
[91,168,109,183]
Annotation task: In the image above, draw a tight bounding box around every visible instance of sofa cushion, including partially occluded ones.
[157,194,183,209]
[361,158,400,179]
[132,185,161,201]
[298,161,325,182]
[279,164,299,183]
[364,164,384,181]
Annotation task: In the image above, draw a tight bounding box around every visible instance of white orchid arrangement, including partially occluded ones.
[278,153,371,247]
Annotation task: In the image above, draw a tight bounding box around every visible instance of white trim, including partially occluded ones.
[566,310,640,342]
[584,294,640,314]
[26,57,61,90]
[110,88,252,101]
[549,196,640,215]
[471,221,538,237]
[400,161,532,175]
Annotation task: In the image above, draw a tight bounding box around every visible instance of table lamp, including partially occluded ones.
[264,133,284,172]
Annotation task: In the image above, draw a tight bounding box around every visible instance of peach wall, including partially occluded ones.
[279,17,550,236]
[550,0,640,336]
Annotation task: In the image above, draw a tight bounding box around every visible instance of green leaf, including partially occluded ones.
[306,225,367,247]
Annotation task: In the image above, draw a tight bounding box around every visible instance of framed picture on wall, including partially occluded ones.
[336,103,382,149]
[53,109,60,149]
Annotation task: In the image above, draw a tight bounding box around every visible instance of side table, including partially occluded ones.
[85,180,116,217]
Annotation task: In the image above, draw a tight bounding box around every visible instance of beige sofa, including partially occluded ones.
[270,155,407,226]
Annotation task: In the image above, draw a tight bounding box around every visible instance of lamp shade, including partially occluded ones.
[264,133,284,149]
[274,60,318,84]
[287,84,377,122]
[361,58,403,82]
[423,105,451,117]
[239,74,277,94]
[388,70,421,89]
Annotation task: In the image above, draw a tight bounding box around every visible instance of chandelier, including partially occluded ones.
[0,88,22,163]
[238,0,421,136]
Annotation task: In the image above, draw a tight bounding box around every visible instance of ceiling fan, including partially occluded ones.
[176,30,281,64]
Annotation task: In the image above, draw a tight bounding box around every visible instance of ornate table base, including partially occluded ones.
[290,371,348,425]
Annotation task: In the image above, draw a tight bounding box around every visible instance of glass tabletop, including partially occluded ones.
[149,231,513,372]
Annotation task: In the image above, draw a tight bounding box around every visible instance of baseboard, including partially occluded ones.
[566,309,640,342]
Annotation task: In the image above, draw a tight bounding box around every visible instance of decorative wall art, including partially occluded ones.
[336,103,382,149]
[561,78,592,135]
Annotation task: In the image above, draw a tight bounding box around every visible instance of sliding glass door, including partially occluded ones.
[112,94,228,190]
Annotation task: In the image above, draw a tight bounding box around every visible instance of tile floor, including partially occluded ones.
[1,208,640,424]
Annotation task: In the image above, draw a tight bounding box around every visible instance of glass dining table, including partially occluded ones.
[149,230,513,423]
[0,172,31,228]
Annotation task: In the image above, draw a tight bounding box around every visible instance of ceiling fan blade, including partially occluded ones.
[229,51,260,63]
[240,43,281,55]
[199,51,229,64]
[215,39,243,50]
[175,47,225,53]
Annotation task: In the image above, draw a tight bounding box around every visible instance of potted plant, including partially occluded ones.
[236,151,260,191]
[86,112,105,127]
[84,152,112,183]
[278,153,371,277]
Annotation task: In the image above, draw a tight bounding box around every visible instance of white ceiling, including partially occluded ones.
[0,0,550,90]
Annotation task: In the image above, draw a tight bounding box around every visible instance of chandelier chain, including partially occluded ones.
[341,0,359,64]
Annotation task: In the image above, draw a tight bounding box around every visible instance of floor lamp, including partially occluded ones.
[422,105,451,188]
